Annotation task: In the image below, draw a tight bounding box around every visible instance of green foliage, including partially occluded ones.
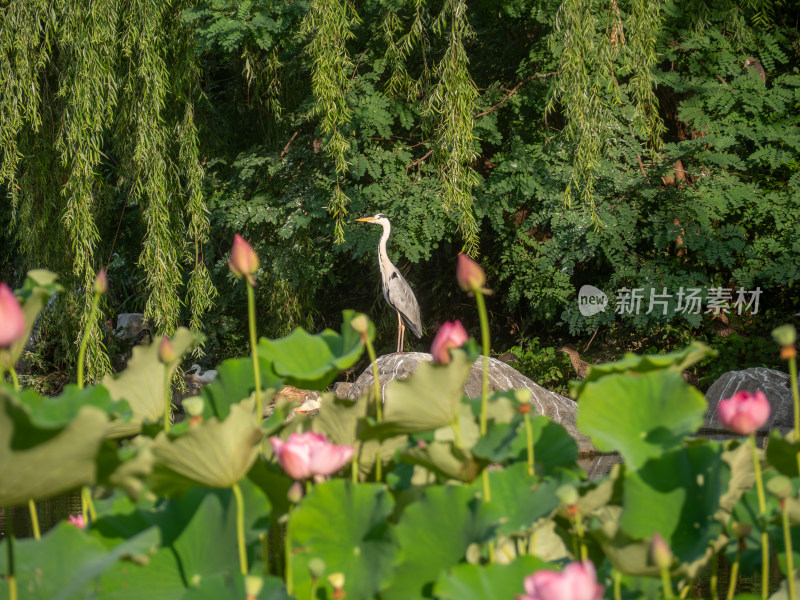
[507,339,573,395]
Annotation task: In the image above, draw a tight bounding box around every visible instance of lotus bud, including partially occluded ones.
[556,484,579,507]
[245,575,263,600]
[651,533,672,570]
[93,269,108,295]
[328,572,345,595]
[271,432,355,480]
[287,481,304,504]
[158,336,175,364]
[519,561,604,600]
[772,324,797,359]
[430,320,469,364]
[181,396,204,421]
[68,514,86,529]
[730,521,752,539]
[0,282,25,348]
[456,253,486,292]
[767,475,792,499]
[228,234,259,286]
[717,390,770,435]
[308,558,326,579]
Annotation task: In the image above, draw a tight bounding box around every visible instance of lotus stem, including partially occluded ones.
[524,412,534,476]
[27,499,40,540]
[6,522,16,600]
[8,367,19,391]
[725,548,740,600]
[474,291,490,435]
[76,291,101,389]
[788,356,800,475]
[573,510,588,562]
[260,532,269,576]
[285,514,294,595]
[232,483,248,575]
[613,570,622,600]
[781,498,796,600]
[82,486,97,524]
[163,363,171,433]
[364,332,382,481]
[750,434,769,599]
[660,564,673,599]
[247,284,262,421]
[482,469,491,502]
[709,550,718,600]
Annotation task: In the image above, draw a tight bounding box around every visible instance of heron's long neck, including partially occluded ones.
[377,220,393,273]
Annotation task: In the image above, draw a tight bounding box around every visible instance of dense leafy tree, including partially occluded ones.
[1,0,798,367]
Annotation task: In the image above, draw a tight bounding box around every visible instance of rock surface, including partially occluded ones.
[346,352,593,453]
[704,367,793,442]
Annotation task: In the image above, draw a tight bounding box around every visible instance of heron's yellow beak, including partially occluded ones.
[356,217,376,222]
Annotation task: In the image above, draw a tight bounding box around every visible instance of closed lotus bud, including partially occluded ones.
[430,320,469,364]
[328,572,345,590]
[228,234,259,286]
[93,269,108,295]
[556,484,579,507]
[730,521,752,539]
[182,397,204,418]
[651,533,672,570]
[772,324,797,348]
[456,253,486,292]
[245,575,263,600]
[158,336,175,364]
[717,390,770,435]
[350,314,369,335]
[287,481,304,504]
[308,558,326,579]
[0,282,25,348]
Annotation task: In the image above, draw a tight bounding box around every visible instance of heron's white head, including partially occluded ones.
[356,213,390,227]
[188,364,202,374]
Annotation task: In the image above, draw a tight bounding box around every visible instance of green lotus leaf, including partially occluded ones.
[433,555,550,600]
[621,442,728,563]
[400,440,481,482]
[6,269,62,369]
[362,349,474,439]
[0,519,159,600]
[0,398,109,506]
[5,383,130,429]
[181,573,290,599]
[382,485,501,600]
[577,370,707,469]
[199,355,282,421]
[149,403,262,494]
[766,429,800,478]
[473,462,561,536]
[257,310,364,390]
[570,341,715,397]
[289,480,397,600]
[102,327,200,428]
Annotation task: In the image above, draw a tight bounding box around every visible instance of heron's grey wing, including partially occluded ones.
[385,270,422,337]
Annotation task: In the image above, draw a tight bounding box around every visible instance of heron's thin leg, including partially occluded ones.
[400,321,406,353]
[396,312,403,353]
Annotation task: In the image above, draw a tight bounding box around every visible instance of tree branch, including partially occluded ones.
[474,72,557,119]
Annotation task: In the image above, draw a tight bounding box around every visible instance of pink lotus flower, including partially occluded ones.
[0,282,25,348]
[93,269,107,295]
[68,514,86,529]
[228,234,259,286]
[717,390,770,435]
[518,561,604,600]
[456,253,486,292]
[270,432,354,480]
[430,320,469,364]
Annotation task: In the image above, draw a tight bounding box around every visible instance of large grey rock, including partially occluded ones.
[346,352,593,453]
[704,367,793,442]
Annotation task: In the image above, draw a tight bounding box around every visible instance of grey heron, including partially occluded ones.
[356,213,422,353]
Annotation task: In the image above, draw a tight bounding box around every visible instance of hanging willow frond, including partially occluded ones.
[0,0,53,214]
[302,0,360,242]
[426,0,480,256]
[55,0,122,379]
[627,0,666,151]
